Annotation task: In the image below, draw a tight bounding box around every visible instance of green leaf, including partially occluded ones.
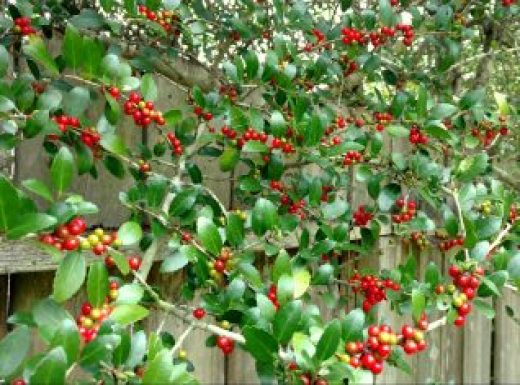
[416,85,428,118]
[29,347,67,385]
[22,179,53,202]
[411,289,425,322]
[494,92,509,115]
[23,36,59,75]
[110,304,149,326]
[197,217,222,255]
[50,319,80,364]
[252,198,279,236]
[473,299,495,319]
[379,0,394,26]
[116,283,144,305]
[163,109,182,126]
[6,213,57,240]
[293,269,311,299]
[322,198,348,220]
[456,153,489,182]
[80,334,121,369]
[33,298,74,342]
[143,350,191,384]
[0,95,15,113]
[169,189,197,217]
[272,250,291,283]
[219,146,240,172]
[0,175,20,232]
[478,272,507,297]
[386,125,409,138]
[62,25,83,72]
[50,147,74,196]
[118,221,143,245]
[377,183,401,211]
[141,73,158,101]
[270,111,287,137]
[425,262,441,287]
[101,133,127,156]
[304,114,325,146]
[64,86,90,116]
[87,261,109,307]
[243,326,278,363]
[238,262,263,289]
[53,252,86,302]
[508,253,520,283]
[245,51,259,79]
[459,89,485,110]
[226,213,244,247]
[160,250,189,273]
[315,320,341,362]
[0,45,8,78]
[342,309,365,342]
[273,300,302,344]
[242,141,268,153]
[429,103,457,120]
[0,325,31,378]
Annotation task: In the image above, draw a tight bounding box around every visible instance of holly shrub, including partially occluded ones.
[0,0,519,384]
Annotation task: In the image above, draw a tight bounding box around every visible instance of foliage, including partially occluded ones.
[0,0,519,384]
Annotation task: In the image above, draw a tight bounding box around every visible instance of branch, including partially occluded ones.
[170,325,195,356]
[442,186,470,259]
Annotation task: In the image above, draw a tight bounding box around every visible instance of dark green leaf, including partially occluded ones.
[53,252,86,302]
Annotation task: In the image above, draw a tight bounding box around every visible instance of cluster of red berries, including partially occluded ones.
[447,265,483,326]
[123,92,165,128]
[236,127,269,148]
[284,197,306,220]
[395,23,415,46]
[392,198,417,223]
[79,227,121,256]
[267,284,280,310]
[374,112,393,132]
[13,17,36,36]
[311,28,326,44]
[271,137,296,154]
[138,160,151,174]
[353,205,374,227]
[193,106,213,121]
[295,371,328,385]
[76,282,119,343]
[410,231,429,249]
[349,272,400,312]
[39,217,87,251]
[339,55,358,77]
[502,0,516,6]
[343,151,363,166]
[193,307,206,320]
[320,185,333,202]
[269,180,284,192]
[216,335,235,355]
[210,248,233,278]
[341,320,427,375]
[409,125,428,145]
[219,84,238,102]
[471,125,508,147]
[138,6,180,34]
[438,236,464,252]
[391,0,399,5]
[80,128,101,151]
[53,115,80,133]
[166,132,184,156]
[341,27,365,45]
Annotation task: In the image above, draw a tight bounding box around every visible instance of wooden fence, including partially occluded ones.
[1,62,520,384]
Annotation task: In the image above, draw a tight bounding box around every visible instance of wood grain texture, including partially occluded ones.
[494,289,520,384]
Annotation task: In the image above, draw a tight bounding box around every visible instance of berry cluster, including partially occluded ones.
[409,124,428,145]
[447,265,483,326]
[236,127,269,148]
[509,205,518,222]
[283,197,306,220]
[343,151,363,166]
[395,23,415,46]
[39,217,87,251]
[79,227,121,256]
[374,112,393,132]
[271,137,296,154]
[392,198,417,223]
[193,106,213,121]
[138,159,151,174]
[210,248,233,280]
[138,6,179,34]
[339,55,358,77]
[123,92,165,128]
[13,17,36,36]
[53,115,80,133]
[166,132,184,156]
[438,236,464,252]
[410,231,429,250]
[340,321,427,375]
[320,185,333,202]
[269,180,284,192]
[349,272,400,312]
[502,0,516,6]
[267,284,280,310]
[80,128,101,151]
[216,335,235,355]
[76,282,119,343]
[341,27,365,45]
[353,205,374,227]
[219,84,238,102]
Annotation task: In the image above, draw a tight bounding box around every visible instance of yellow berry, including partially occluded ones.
[109,289,119,300]
[178,349,187,359]
[112,238,122,247]
[338,354,350,364]
[414,330,424,342]
[88,234,100,245]
[447,284,456,294]
[82,317,93,328]
[94,228,104,237]
[81,240,91,250]
[453,297,463,308]
[220,320,230,329]
[90,308,101,320]
[378,332,390,344]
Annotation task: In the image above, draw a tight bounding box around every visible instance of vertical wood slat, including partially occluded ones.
[493,289,520,384]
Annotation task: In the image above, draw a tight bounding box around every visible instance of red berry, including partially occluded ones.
[128,256,142,271]
[63,237,80,251]
[458,302,472,316]
[403,339,418,355]
[193,307,206,319]
[11,379,26,385]
[401,324,415,339]
[454,315,465,327]
[214,259,226,273]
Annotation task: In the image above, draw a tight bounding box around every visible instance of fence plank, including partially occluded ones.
[494,289,520,384]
